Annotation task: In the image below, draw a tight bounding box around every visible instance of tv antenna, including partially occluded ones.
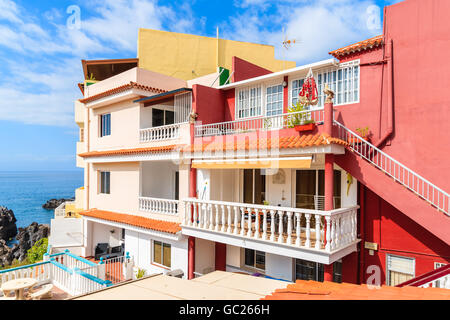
[281,27,300,70]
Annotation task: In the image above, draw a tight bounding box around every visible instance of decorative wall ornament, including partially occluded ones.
[189,112,198,124]
[272,169,286,184]
[324,83,335,104]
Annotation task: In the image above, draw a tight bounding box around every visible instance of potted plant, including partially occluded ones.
[348,126,371,144]
[287,101,316,132]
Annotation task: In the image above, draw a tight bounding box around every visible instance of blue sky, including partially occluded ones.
[0,0,402,171]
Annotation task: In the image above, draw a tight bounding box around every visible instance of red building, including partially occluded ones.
[185,0,449,285]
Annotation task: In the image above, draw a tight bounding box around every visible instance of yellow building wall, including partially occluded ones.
[137,29,296,81]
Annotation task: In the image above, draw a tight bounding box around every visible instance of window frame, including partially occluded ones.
[244,248,266,271]
[99,171,110,194]
[99,113,111,137]
[152,240,172,269]
[235,85,263,119]
[290,78,305,108]
[386,254,415,286]
[265,83,284,117]
[151,106,175,127]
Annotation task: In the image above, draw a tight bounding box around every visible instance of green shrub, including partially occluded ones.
[27,238,48,264]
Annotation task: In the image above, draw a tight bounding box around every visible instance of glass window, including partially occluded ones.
[291,79,304,106]
[100,171,110,194]
[387,255,415,286]
[100,114,111,137]
[152,108,174,127]
[153,241,171,268]
[243,169,266,205]
[244,249,265,270]
[295,259,341,282]
[236,86,261,119]
[266,84,283,116]
[316,61,359,107]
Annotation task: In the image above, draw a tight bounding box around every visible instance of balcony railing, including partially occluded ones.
[195,109,324,137]
[139,123,181,143]
[182,198,358,252]
[139,197,179,215]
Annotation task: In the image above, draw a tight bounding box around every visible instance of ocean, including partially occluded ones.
[0,171,84,229]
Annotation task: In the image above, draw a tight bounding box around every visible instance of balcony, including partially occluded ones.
[195,108,324,138]
[139,197,179,215]
[76,141,85,168]
[181,199,359,265]
[139,123,181,143]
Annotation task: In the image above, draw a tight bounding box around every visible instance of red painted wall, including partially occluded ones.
[192,84,226,125]
[232,56,273,83]
[360,186,450,284]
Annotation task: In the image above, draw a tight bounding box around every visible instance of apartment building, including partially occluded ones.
[64,0,448,285]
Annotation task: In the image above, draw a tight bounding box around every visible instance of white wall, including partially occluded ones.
[265,168,292,207]
[226,245,240,268]
[339,167,358,207]
[91,222,122,254]
[265,253,293,281]
[124,229,188,278]
[49,218,84,247]
[141,161,179,199]
[195,238,215,275]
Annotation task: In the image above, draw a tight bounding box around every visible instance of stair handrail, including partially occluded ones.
[333,120,449,216]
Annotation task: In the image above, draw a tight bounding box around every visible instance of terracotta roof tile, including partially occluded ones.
[262,280,450,300]
[79,81,167,104]
[329,35,383,58]
[185,133,347,153]
[80,209,181,234]
[78,144,183,158]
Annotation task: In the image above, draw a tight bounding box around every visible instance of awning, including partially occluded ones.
[133,88,192,106]
[192,156,312,169]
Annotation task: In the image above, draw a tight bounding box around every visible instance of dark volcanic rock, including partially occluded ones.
[0,222,50,267]
[42,198,74,210]
[0,207,18,242]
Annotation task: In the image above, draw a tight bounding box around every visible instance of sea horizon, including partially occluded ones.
[0,170,84,234]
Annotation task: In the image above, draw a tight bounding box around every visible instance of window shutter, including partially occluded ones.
[387,255,415,275]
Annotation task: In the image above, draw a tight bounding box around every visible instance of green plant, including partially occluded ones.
[356,126,370,138]
[27,238,48,264]
[0,259,30,271]
[136,268,146,279]
[287,101,314,128]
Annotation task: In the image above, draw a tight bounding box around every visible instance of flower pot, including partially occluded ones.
[294,123,316,132]
[347,136,369,144]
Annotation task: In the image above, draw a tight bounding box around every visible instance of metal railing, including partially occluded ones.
[195,109,324,137]
[139,197,179,215]
[140,123,181,142]
[334,120,449,216]
[183,198,358,252]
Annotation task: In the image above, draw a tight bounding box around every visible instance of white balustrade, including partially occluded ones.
[140,123,181,142]
[139,197,179,215]
[195,109,325,137]
[183,198,359,253]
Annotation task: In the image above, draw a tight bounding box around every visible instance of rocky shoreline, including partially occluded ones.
[42,198,74,210]
[0,207,49,267]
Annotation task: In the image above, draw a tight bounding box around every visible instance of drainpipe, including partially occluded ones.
[188,95,197,280]
[86,105,90,210]
[376,7,394,148]
[358,182,365,285]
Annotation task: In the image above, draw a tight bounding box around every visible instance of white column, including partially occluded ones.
[234,206,239,235]
[247,207,252,237]
[325,216,331,251]
[286,212,293,244]
[305,213,311,248]
[295,213,302,247]
[226,206,232,233]
[262,210,268,240]
[221,205,226,232]
[240,207,245,236]
[315,214,321,250]
[270,210,276,242]
[278,211,284,244]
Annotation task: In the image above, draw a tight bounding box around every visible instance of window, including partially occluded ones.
[316,60,360,107]
[152,108,175,127]
[243,169,266,205]
[291,79,304,106]
[100,113,111,137]
[266,84,283,116]
[99,171,110,194]
[387,255,415,286]
[295,170,341,210]
[175,171,179,200]
[244,249,265,270]
[79,128,84,142]
[153,241,171,268]
[236,86,262,119]
[295,259,342,282]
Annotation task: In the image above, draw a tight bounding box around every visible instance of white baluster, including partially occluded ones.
[278,211,284,243]
[270,210,276,242]
[286,212,293,244]
[325,216,331,251]
[315,214,321,249]
[296,213,302,247]
[226,206,232,233]
[234,206,239,235]
[240,207,245,236]
[262,210,268,240]
[193,203,198,227]
[214,204,219,231]
[330,217,336,251]
[247,207,252,237]
[335,215,340,249]
[221,205,226,232]
[254,209,260,239]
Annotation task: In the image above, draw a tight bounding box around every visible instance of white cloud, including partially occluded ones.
[223,0,380,65]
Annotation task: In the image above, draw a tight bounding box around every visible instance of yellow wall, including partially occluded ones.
[137,29,296,81]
